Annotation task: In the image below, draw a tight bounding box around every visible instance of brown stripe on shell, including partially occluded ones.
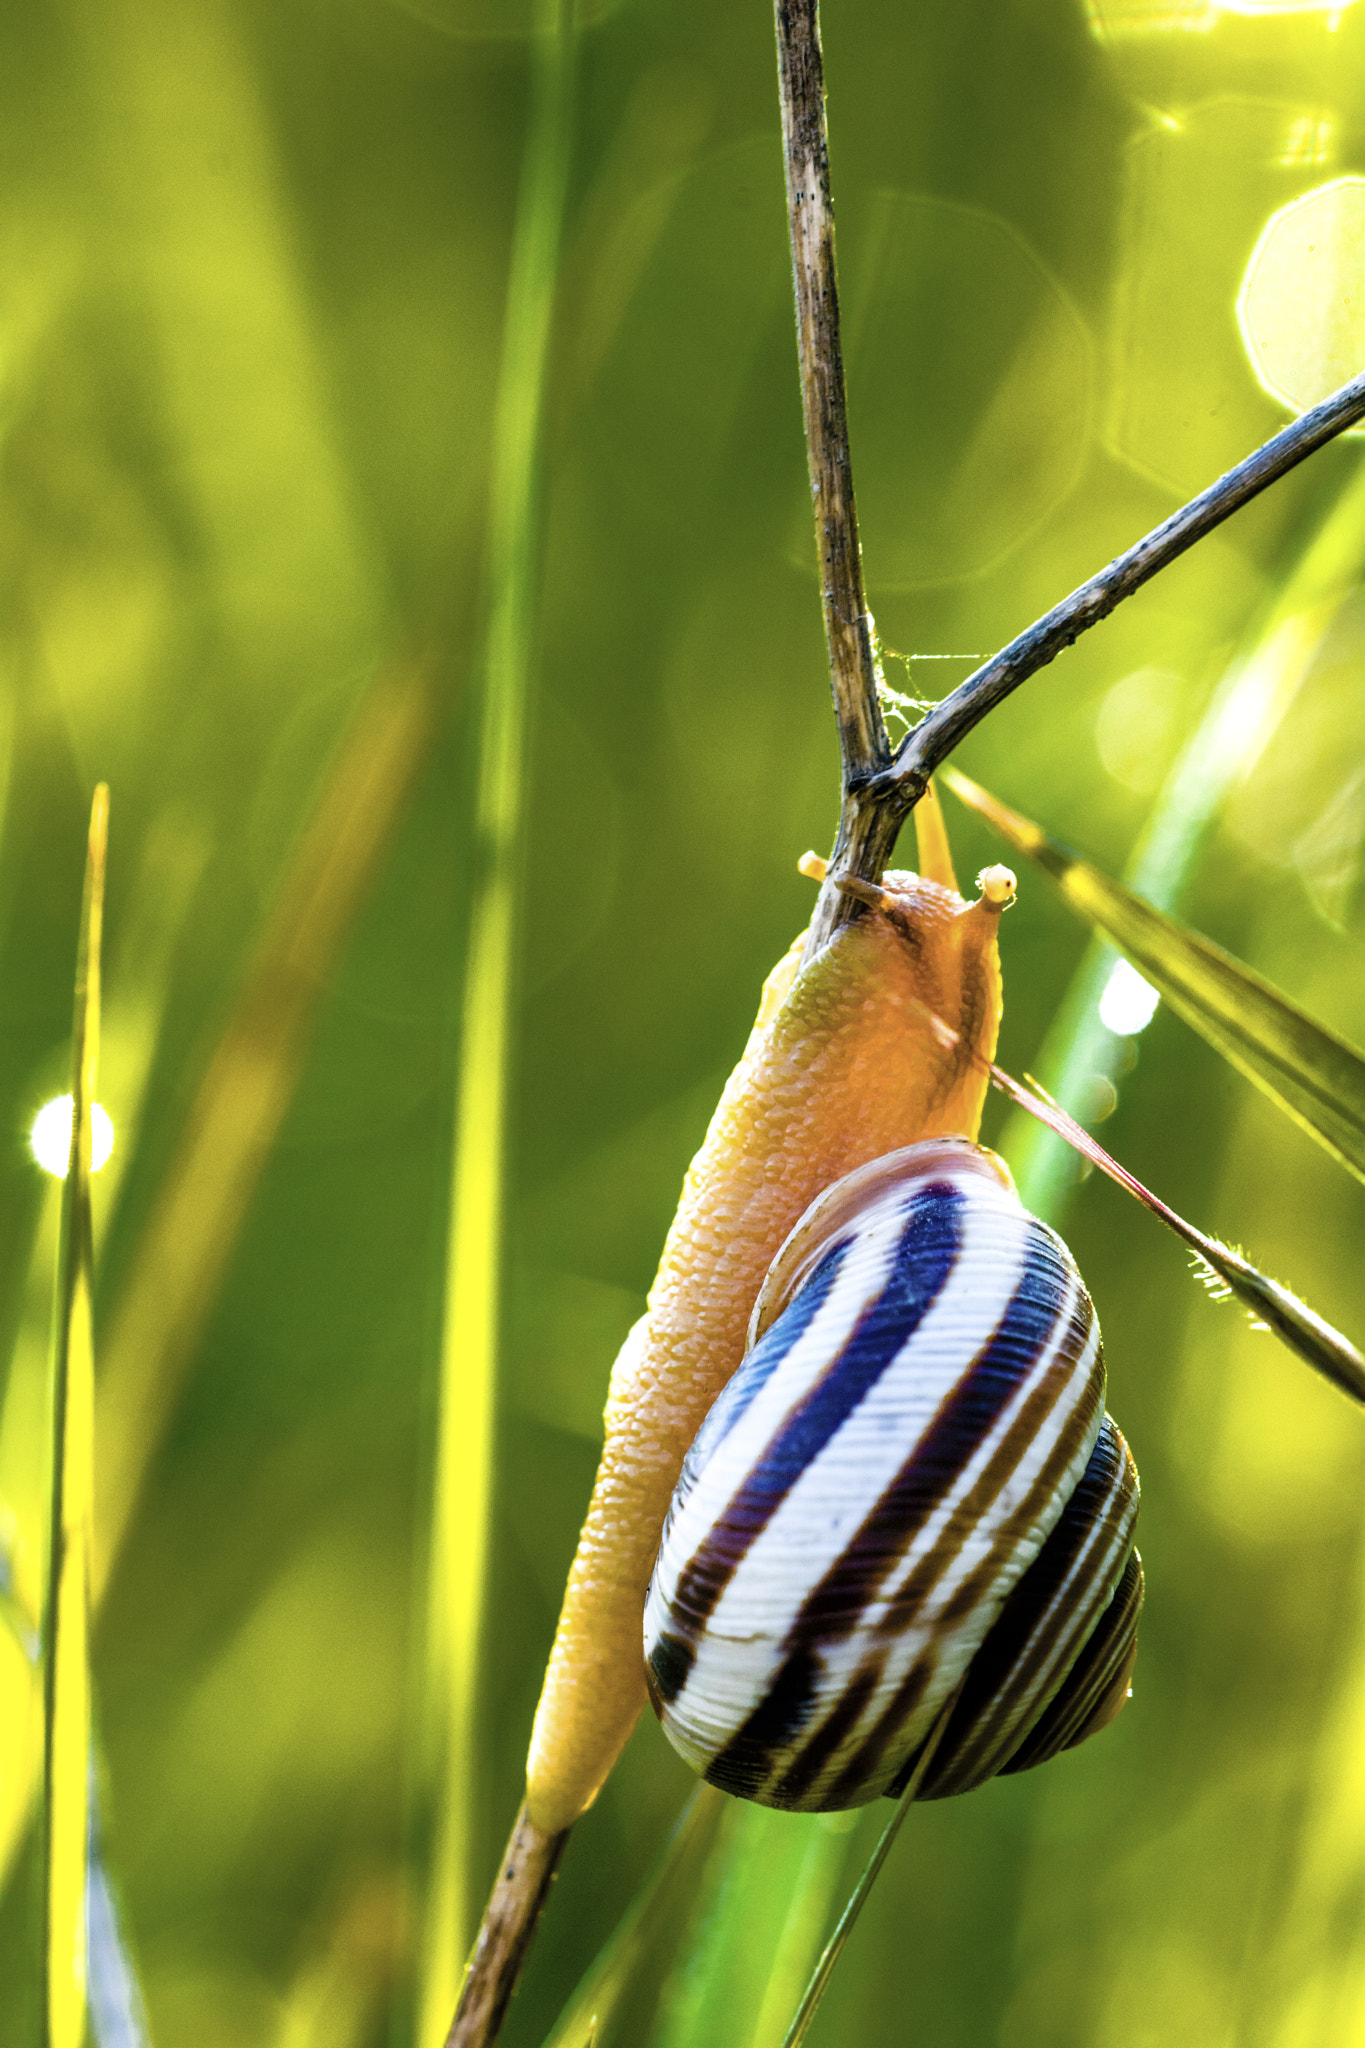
[873,1318,1103,1644]
[766,1656,887,1808]
[1002,1550,1144,1774]
[690,1275,1102,1812]
[802,1359,1105,1809]
[917,1418,1138,1798]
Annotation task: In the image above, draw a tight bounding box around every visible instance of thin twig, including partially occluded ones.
[774,0,896,964]
[445,1803,568,2048]
[886,366,1365,797]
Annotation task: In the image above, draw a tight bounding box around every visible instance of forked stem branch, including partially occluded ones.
[799,345,1365,940]
[773,6,1365,956]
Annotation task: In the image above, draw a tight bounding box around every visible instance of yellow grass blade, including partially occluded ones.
[943,768,1365,1185]
[416,4,574,2039]
[42,785,107,2048]
[93,660,438,1605]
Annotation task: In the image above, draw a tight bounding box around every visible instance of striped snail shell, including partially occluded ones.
[643,1136,1142,1813]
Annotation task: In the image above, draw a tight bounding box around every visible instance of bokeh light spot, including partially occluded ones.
[1099,960,1161,1036]
[1083,0,1218,38]
[1096,666,1187,794]
[839,193,1093,589]
[1238,179,1365,422]
[1219,0,1354,14]
[30,1095,115,1178]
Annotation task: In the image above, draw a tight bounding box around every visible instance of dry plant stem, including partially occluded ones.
[774,0,897,965]
[444,1803,568,2048]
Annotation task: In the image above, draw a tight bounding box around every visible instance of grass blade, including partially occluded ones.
[42,785,107,2048]
[985,1059,1365,1405]
[883,973,1365,1402]
[0,1524,39,1668]
[93,660,438,1605]
[418,2,574,2038]
[1001,461,1365,1216]
[0,1505,43,1911]
[775,1688,959,2048]
[942,769,1365,1185]
[86,1761,151,2048]
[540,1788,727,2048]
[648,1806,857,2048]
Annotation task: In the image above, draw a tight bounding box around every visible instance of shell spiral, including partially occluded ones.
[643,1137,1142,1812]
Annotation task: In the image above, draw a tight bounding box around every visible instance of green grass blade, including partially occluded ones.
[42,785,107,2048]
[775,1687,959,2048]
[943,769,1365,1185]
[417,1,574,2037]
[608,1700,957,2048]
[541,1788,727,2048]
[647,1806,856,2048]
[997,463,1365,1216]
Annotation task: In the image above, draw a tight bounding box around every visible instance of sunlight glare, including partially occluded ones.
[30,1096,115,1178]
[1238,179,1365,420]
[1218,0,1354,13]
[1099,960,1161,1036]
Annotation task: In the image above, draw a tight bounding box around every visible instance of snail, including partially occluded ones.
[643,1138,1142,1810]
[524,793,1139,1834]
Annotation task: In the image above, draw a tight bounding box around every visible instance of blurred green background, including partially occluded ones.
[2,0,1365,2043]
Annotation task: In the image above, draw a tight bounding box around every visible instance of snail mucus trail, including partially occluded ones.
[525,790,1141,1832]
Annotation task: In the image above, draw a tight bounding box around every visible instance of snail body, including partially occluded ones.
[644,1139,1141,1810]
[525,848,1017,1834]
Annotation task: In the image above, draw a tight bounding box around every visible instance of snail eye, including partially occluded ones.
[643,1141,1140,1813]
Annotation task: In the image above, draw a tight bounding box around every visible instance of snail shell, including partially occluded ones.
[643,1137,1141,1812]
